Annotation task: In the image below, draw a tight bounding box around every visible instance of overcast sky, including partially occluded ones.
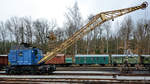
[0,0,149,27]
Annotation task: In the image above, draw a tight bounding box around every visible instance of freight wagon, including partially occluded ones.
[75,54,150,67]
[46,54,73,66]
[0,55,8,70]
[140,55,150,67]
[111,54,139,66]
[1,54,150,68]
[75,54,109,66]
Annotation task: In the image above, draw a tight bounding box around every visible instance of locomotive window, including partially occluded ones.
[104,57,105,60]
[19,52,23,56]
[34,50,38,56]
[34,50,38,59]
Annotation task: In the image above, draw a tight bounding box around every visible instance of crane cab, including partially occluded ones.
[8,44,43,65]
[7,43,56,75]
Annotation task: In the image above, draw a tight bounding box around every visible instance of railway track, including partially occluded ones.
[52,73,150,76]
[1,73,150,76]
[0,74,150,84]
[0,78,122,84]
[1,70,150,83]
[1,70,150,75]
[56,66,149,71]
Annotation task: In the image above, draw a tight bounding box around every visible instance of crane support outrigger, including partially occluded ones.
[38,2,148,64]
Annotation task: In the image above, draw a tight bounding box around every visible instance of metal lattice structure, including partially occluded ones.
[38,2,148,64]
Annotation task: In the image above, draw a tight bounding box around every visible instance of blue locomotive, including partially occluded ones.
[6,43,56,74]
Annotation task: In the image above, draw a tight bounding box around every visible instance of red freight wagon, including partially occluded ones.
[45,54,65,64]
[0,55,8,65]
[0,55,8,70]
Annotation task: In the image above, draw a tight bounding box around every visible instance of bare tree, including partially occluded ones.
[0,22,7,53]
[21,17,33,43]
[5,17,23,44]
[102,21,111,54]
[134,19,150,54]
[64,1,82,55]
[34,19,49,44]
[118,16,134,54]
[97,27,104,54]
[0,22,7,42]
[33,19,57,52]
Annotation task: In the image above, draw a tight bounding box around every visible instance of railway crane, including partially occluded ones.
[7,2,148,74]
[38,2,148,64]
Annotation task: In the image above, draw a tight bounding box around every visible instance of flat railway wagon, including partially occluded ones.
[0,55,8,70]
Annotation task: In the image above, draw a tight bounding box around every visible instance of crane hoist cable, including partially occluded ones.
[38,1,148,64]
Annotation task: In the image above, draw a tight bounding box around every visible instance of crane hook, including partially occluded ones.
[141,1,148,9]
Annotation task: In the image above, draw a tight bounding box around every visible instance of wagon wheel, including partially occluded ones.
[9,70,16,75]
